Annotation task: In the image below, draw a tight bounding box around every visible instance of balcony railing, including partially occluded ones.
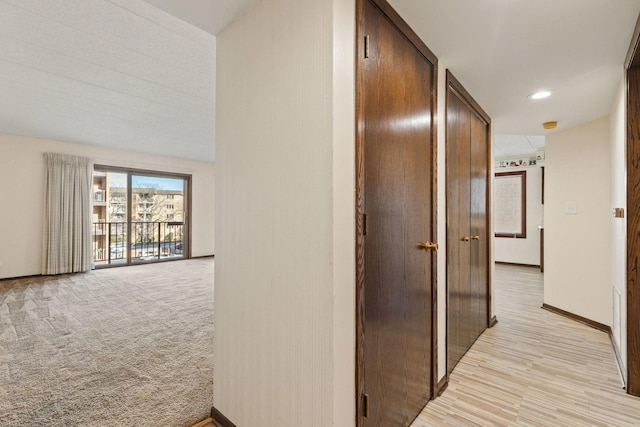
[92,221,184,265]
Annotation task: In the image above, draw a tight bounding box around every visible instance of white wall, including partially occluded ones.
[436,61,448,382]
[214,0,354,425]
[544,117,612,326]
[494,165,543,266]
[0,133,215,279]
[331,0,356,423]
[610,72,627,371]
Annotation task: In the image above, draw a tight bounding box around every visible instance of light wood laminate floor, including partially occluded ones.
[412,264,640,426]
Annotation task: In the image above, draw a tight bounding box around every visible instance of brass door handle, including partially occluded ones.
[461,236,470,242]
[417,242,438,251]
[472,235,480,240]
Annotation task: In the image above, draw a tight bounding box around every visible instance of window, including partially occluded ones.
[92,166,191,267]
[494,171,526,238]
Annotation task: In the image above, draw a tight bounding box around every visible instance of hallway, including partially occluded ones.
[413,264,640,426]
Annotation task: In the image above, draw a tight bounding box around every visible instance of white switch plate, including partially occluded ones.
[566,202,577,215]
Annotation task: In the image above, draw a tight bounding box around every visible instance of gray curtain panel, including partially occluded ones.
[42,153,94,275]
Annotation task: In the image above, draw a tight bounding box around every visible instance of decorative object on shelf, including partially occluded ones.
[497,157,537,168]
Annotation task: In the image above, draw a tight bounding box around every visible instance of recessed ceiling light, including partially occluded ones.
[530,90,552,100]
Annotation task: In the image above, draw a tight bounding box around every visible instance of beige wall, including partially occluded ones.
[610,72,627,370]
[214,0,354,425]
[0,133,215,279]
[494,165,543,266]
[544,117,612,326]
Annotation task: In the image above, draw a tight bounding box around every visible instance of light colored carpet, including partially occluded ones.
[0,258,214,426]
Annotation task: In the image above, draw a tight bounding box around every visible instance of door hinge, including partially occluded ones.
[363,393,370,418]
[363,213,368,236]
[364,35,370,58]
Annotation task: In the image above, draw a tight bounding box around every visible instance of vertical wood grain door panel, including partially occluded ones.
[357,0,437,425]
[445,73,491,376]
[470,112,490,339]
[445,91,471,374]
[626,13,640,396]
[627,65,640,396]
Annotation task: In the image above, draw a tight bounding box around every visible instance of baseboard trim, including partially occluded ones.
[607,330,627,388]
[211,407,236,427]
[435,375,448,397]
[541,303,608,332]
[495,261,540,268]
[2,256,215,281]
[489,316,498,328]
[0,273,43,282]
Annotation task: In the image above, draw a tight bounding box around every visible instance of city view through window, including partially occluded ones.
[92,168,189,266]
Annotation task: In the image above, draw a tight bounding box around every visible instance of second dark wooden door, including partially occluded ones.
[446,90,472,372]
[359,0,437,425]
[445,74,490,375]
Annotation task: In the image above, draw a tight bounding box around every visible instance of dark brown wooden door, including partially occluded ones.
[627,45,640,397]
[446,90,472,374]
[470,112,490,340]
[358,0,437,425]
[445,74,490,375]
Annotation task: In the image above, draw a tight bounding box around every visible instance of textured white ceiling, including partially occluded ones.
[0,1,638,161]
[494,135,545,159]
[0,0,216,161]
[143,0,258,35]
[389,0,640,157]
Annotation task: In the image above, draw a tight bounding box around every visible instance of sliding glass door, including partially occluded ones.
[92,167,190,267]
[130,174,186,263]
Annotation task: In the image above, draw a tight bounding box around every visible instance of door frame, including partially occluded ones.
[444,70,493,378]
[355,0,439,423]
